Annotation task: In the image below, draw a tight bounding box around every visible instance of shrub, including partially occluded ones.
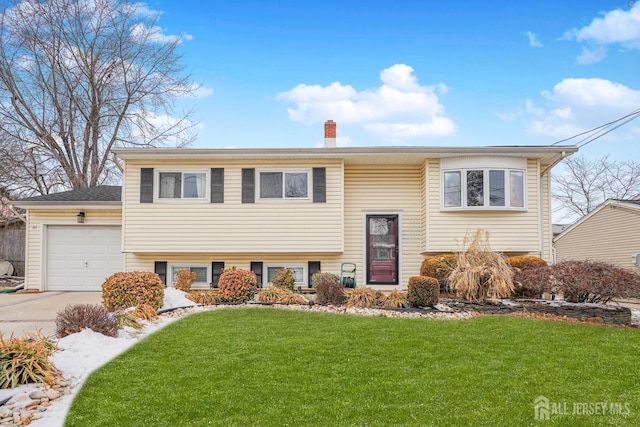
[56,304,119,338]
[407,276,439,307]
[508,256,548,298]
[257,287,307,304]
[512,265,552,299]
[345,287,379,308]
[218,268,257,303]
[132,304,159,321]
[271,268,296,291]
[448,230,514,302]
[378,289,408,309]
[420,254,457,292]
[552,260,640,304]
[315,281,346,306]
[187,290,223,306]
[174,269,197,292]
[0,332,58,389]
[102,271,165,311]
[311,272,340,289]
[116,310,143,330]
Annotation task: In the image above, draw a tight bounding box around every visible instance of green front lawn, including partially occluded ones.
[65,309,639,426]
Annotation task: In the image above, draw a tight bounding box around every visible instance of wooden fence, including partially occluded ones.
[0,219,25,277]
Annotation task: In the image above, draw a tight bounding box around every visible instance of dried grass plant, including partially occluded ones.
[448,229,514,302]
[378,289,408,309]
[344,287,378,308]
[256,287,307,304]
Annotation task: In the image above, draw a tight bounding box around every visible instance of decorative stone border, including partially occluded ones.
[444,299,632,325]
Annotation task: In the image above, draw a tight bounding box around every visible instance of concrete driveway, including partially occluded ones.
[0,292,102,338]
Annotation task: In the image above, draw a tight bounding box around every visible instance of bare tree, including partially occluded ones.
[553,155,640,220]
[0,0,197,196]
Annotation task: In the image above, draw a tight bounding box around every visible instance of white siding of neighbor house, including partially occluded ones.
[121,159,344,254]
[424,159,545,259]
[555,205,640,271]
[24,210,122,291]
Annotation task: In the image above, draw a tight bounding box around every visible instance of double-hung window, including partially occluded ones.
[441,157,526,210]
[158,171,207,199]
[259,170,309,199]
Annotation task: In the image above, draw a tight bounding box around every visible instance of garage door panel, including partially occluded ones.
[46,226,123,291]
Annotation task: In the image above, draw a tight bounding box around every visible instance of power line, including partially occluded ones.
[551,107,640,148]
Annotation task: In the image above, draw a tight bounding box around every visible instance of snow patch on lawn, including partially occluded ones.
[161,287,198,310]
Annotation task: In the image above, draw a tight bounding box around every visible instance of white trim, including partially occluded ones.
[155,168,209,202]
[440,167,527,211]
[256,168,311,201]
[263,263,307,287]
[168,263,211,288]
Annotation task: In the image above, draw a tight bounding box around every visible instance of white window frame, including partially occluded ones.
[156,169,209,201]
[440,157,527,211]
[257,169,310,201]
[169,264,210,289]
[263,263,307,288]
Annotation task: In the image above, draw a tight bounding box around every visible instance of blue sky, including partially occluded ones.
[146,0,639,161]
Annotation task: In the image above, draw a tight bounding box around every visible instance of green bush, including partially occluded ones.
[315,282,346,306]
[102,271,165,311]
[271,268,296,291]
[507,256,548,298]
[420,254,457,292]
[56,304,119,338]
[218,268,257,303]
[311,272,340,289]
[407,276,440,307]
[0,332,58,389]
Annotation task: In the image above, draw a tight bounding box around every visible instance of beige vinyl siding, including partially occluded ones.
[125,253,344,289]
[24,209,122,291]
[343,165,423,287]
[555,205,640,271]
[425,159,543,256]
[122,159,343,253]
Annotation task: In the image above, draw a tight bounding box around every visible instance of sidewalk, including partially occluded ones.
[0,292,102,337]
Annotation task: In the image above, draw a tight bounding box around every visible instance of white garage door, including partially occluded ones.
[47,225,123,291]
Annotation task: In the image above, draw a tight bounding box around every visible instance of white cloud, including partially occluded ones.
[564,4,640,63]
[525,78,640,138]
[526,31,543,47]
[277,64,455,141]
[130,23,189,44]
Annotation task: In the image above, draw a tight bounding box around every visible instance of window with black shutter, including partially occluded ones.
[154,261,167,286]
[211,262,225,288]
[313,167,326,203]
[210,168,224,203]
[308,261,321,288]
[242,168,255,203]
[250,261,263,288]
[140,168,154,203]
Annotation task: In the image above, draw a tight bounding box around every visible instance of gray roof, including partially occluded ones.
[18,186,121,203]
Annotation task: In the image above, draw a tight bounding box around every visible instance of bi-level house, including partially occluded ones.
[15,121,578,291]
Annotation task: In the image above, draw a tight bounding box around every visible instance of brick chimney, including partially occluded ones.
[324,120,336,148]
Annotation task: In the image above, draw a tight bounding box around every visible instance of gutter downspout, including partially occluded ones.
[540,151,567,264]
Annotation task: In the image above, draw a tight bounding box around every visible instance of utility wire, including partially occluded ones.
[552,107,640,147]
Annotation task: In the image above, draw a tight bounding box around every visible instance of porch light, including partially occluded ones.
[77,211,85,223]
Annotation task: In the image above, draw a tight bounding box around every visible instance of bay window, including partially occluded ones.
[442,167,526,209]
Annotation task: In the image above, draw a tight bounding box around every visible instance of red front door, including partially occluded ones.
[366,215,398,284]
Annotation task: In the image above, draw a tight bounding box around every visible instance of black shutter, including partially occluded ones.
[211,262,225,288]
[242,168,255,203]
[250,261,263,288]
[154,261,167,287]
[211,168,224,203]
[313,167,326,203]
[140,168,154,203]
[308,261,321,288]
